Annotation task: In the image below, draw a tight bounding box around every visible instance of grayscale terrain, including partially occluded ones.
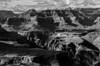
[0,0,100,66]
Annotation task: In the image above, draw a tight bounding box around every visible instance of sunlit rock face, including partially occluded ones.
[93,36,100,50]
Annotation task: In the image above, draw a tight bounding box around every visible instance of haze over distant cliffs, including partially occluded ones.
[0,0,100,13]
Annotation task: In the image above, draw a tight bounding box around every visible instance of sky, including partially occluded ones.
[0,0,100,13]
[0,0,71,11]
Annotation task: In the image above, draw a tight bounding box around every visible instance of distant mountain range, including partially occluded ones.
[0,8,100,32]
[0,10,19,18]
[0,8,99,46]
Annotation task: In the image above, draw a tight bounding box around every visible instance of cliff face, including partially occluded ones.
[0,8,100,46]
[1,8,100,32]
[0,8,100,66]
